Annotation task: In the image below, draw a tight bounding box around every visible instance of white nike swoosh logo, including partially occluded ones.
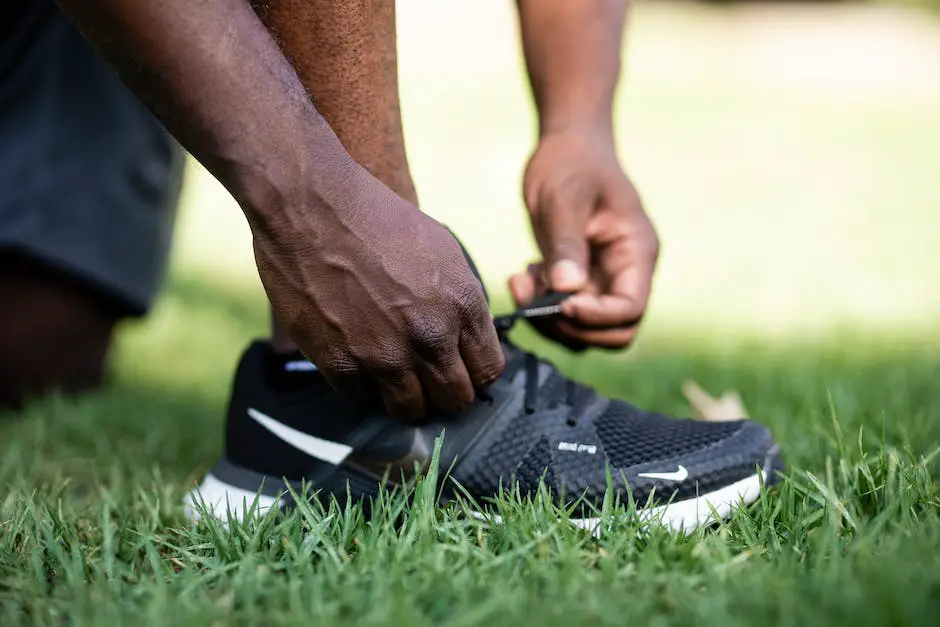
[247,407,353,465]
[637,465,689,482]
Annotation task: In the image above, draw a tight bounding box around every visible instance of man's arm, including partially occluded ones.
[53,0,351,226]
[516,0,626,138]
[248,0,418,205]
[54,0,504,418]
[512,0,659,350]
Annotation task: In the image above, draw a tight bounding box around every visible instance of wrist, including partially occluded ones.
[538,112,613,141]
[228,122,361,237]
[536,121,617,156]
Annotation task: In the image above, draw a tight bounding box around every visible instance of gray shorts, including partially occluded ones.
[0,2,183,315]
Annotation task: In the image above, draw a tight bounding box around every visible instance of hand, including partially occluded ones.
[251,161,505,421]
[510,129,659,350]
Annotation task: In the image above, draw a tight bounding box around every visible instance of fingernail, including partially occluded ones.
[551,260,584,290]
[560,293,586,316]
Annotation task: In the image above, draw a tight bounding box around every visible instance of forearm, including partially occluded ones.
[54,0,354,230]
[249,0,417,203]
[516,0,627,137]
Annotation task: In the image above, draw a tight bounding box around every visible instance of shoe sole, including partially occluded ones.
[185,446,782,534]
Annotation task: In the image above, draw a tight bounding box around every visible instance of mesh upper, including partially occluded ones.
[534,373,568,410]
[515,437,555,492]
[596,401,744,467]
[444,343,770,508]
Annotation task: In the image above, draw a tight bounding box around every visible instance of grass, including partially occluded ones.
[2,331,940,625]
[3,2,940,625]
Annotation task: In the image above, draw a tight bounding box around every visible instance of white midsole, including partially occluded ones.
[185,470,765,534]
[468,470,765,534]
[184,473,283,523]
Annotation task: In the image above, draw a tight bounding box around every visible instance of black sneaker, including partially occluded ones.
[187,299,783,532]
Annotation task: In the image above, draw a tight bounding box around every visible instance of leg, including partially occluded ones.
[0,8,183,410]
[0,253,121,408]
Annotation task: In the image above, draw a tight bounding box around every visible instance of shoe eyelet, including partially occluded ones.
[566,418,577,427]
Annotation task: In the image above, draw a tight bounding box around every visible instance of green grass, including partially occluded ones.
[3,2,940,625]
[2,299,940,625]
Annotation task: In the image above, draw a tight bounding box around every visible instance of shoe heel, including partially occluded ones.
[184,461,286,524]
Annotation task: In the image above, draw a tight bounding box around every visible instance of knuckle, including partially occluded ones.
[553,236,584,259]
[317,352,359,378]
[374,360,411,383]
[407,313,454,359]
[451,285,489,328]
[354,347,409,382]
[454,281,484,310]
[474,352,506,387]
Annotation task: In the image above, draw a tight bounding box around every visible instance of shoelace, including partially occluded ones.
[490,292,596,425]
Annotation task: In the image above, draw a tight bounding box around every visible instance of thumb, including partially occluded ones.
[539,193,591,292]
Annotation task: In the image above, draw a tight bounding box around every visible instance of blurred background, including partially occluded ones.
[173,0,940,341]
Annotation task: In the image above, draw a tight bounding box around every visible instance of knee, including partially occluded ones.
[0,254,121,410]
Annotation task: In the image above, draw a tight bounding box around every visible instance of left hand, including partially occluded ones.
[510,129,659,350]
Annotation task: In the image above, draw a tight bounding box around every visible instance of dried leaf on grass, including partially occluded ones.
[682,380,749,421]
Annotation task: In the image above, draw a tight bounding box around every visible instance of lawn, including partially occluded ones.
[2,2,940,625]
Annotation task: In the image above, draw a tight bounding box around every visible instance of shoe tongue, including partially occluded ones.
[265,348,316,371]
[264,347,323,391]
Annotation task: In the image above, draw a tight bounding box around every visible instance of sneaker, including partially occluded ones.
[186,296,783,532]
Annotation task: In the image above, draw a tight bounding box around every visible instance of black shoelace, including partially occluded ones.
[490,293,595,425]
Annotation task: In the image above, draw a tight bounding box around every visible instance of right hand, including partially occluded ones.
[249,163,505,422]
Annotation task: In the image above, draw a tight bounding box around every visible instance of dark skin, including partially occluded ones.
[512,0,660,350]
[53,0,658,420]
[55,0,504,421]
[251,0,659,351]
[0,253,121,409]
[248,0,420,357]
[249,1,418,205]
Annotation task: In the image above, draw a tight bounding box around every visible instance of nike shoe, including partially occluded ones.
[186,297,783,532]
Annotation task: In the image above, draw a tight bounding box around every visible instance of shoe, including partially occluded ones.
[186,295,783,532]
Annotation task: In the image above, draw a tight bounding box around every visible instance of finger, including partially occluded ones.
[415,354,475,415]
[509,260,557,306]
[547,318,637,350]
[568,235,658,325]
[454,282,506,389]
[517,262,596,350]
[533,189,592,292]
[459,322,505,390]
[319,370,380,409]
[508,272,536,307]
[309,349,380,406]
[525,317,591,352]
[377,370,428,422]
[528,261,551,293]
[562,293,646,328]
